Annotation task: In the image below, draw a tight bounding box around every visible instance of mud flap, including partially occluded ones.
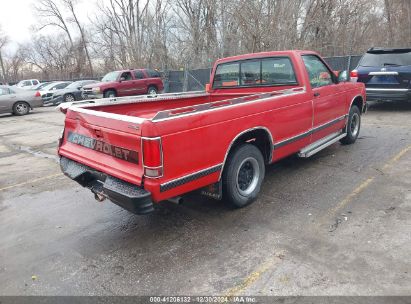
[201,181,222,200]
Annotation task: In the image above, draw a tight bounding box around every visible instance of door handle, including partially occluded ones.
[314,92,320,97]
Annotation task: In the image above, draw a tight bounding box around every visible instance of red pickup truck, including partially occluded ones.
[58,51,366,214]
[82,69,164,99]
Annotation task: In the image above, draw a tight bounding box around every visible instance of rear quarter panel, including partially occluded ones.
[143,89,312,201]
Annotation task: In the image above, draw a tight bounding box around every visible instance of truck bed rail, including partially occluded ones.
[59,87,305,124]
[151,87,306,122]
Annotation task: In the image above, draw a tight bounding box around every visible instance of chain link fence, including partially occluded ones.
[14,55,361,92]
[164,55,362,93]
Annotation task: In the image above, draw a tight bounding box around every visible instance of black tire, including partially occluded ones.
[340,105,361,145]
[12,101,30,116]
[222,144,265,208]
[104,90,116,98]
[147,86,158,96]
[63,93,75,103]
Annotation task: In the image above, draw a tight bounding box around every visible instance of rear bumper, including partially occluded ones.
[30,98,44,108]
[60,157,154,215]
[366,88,411,101]
[44,95,63,105]
[82,91,103,99]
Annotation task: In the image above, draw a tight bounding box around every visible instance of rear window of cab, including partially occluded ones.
[213,57,297,89]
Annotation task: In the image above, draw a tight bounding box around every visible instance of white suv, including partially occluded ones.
[15,79,40,90]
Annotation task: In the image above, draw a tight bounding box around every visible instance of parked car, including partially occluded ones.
[38,81,72,104]
[0,85,43,116]
[15,79,40,90]
[31,82,53,91]
[351,47,411,101]
[46,80,99,105]
[82,69,164,99]
[58,50,366,215]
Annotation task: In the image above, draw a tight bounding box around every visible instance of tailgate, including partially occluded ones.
[58,107,144,186]
[358,66,411,90]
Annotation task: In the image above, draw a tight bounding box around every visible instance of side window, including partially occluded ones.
[213,63,240,88]
[23,81,31,87]
[302,55,333,88]
[121,72,132,81]
[240,61,260,85]
[262,58,297,85]
[134,70,145,79]
[32,80,39,85]
[56,83,68,89]
[146,69,160,78]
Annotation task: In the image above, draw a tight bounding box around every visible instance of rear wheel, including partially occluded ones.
[13,101,30,116]
[63,94,75,103]
[147,86,158,97]
[340,105,361,145]
[222,144,265,208]
[104,90,116,98]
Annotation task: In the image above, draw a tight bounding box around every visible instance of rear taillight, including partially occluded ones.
[142,137,163,178]
[35,91,41,97]
[350,70,358,78]
[350,70,358,82]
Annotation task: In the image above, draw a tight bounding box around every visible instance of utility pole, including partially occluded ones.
[0,50,6,84]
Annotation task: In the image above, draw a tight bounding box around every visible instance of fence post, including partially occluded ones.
[347,55,352,72]
[183,63,189,92]
[163,70,170,93]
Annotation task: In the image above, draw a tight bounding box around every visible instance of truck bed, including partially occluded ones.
[68,87,301,123]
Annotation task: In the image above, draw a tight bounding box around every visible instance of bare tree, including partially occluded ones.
[62,0,93,76]
[0,25,9,83]
[34,0,74,46]
[3,0,410,80]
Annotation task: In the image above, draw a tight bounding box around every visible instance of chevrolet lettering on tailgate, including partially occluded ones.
[67,132,139,164]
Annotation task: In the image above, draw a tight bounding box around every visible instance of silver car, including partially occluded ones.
[38,81,72,103]
[0,85,43,116]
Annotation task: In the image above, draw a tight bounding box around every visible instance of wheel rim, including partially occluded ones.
[16,103,28,114]
[350,113,360,137]
[149,88,157,96]
[108,92,115,98]
[65,95,74,102]
[236,157,260,196]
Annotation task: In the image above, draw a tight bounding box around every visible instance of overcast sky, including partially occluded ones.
[0,0,95,52]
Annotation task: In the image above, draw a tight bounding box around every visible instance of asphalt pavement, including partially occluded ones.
[0,101,410,296]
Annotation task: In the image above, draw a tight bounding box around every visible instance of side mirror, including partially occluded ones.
[205,83,211,93]
[119,77,126,82]
[338,70,350,83]
[77,86,82,90]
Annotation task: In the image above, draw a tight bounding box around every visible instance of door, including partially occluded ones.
[118,71,137,96]
[0,87,16,113]
[133,70,147,94]
[302,55,347,142]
